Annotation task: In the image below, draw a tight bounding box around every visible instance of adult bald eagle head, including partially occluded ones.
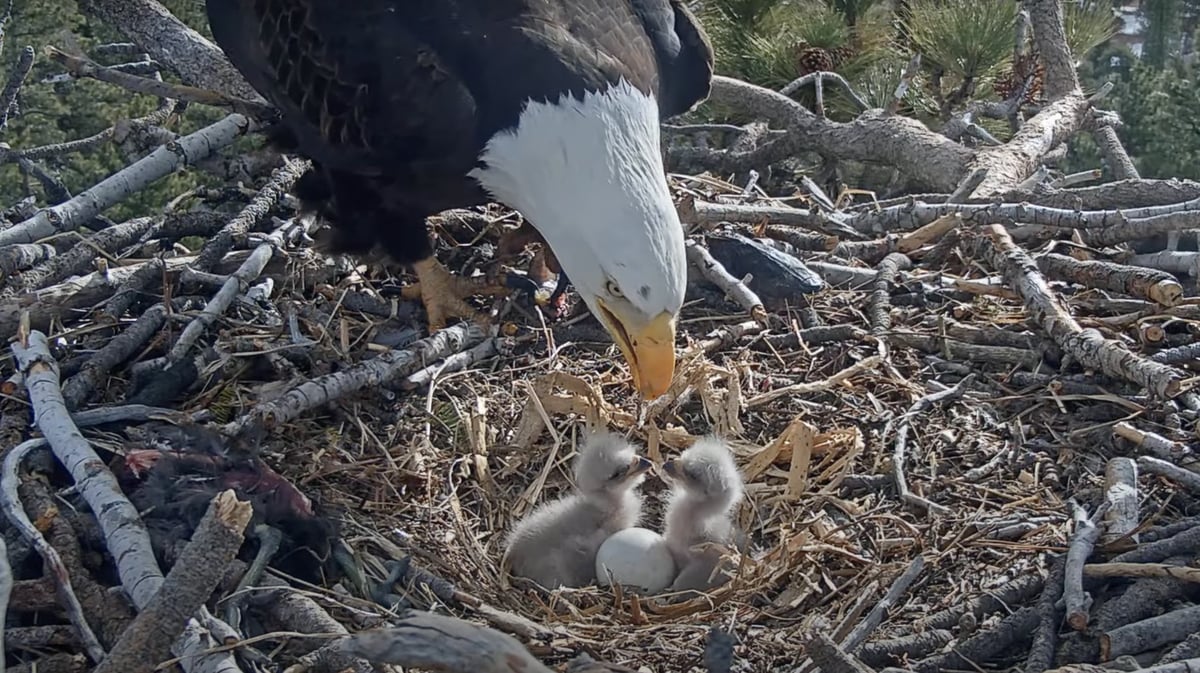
[204,0,713,399]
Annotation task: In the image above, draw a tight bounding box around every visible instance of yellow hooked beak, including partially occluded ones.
[594,300,677,399]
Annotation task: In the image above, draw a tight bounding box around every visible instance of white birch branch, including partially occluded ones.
[167,227,287,364]
[0,114,253,247]
[10,330,242,673]
[1,440,106,663]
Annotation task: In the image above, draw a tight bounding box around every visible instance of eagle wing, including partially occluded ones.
[629,0,715,119]
[204,0,479,177]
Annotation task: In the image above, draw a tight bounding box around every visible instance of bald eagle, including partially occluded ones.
[203,0,714,399]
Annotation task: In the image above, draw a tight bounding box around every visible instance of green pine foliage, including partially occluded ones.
[1072,56,1200,179]
[698,0,899,118]
[694,0,1194,182]
[900,0,1019,81]
[1063,0,1118,59]
[0,0,229,222]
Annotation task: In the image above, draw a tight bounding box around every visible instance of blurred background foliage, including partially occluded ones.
[694,0,1199,181]
[0,0,229,223]
[0,0,1194,221]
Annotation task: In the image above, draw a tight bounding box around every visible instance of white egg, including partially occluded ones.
[594,527,676,594]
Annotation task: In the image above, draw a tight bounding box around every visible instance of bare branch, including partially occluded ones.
[0,114,254,247]
[76,0,259,100]
[974,225,1186,398]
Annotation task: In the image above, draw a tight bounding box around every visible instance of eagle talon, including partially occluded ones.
[404,257,502,332]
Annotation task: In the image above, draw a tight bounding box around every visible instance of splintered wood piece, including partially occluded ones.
[1102,458,1139,547]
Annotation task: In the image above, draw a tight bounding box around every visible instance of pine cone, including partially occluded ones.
[829,45,856,68]
[795,46,834,76]
[793,44,857,76]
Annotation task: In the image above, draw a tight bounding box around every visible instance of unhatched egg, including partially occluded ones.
[594,527,676,594]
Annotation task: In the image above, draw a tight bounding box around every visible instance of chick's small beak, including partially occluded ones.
[595,301,677,400]
[662,459,679,479]
[625,456,654,479]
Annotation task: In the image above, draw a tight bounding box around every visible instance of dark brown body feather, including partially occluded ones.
[205,0,713,264]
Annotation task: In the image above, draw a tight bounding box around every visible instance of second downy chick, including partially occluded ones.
[504,431,653,590]
[662,436,746,592]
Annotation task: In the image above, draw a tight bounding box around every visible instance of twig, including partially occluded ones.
[95,490,252,673]
[45,46,272,117]
[804,631,874,673]
[0,114,254,247]
[0,243,55,280]
[1051,169,1103,188]
[4,216,160,297]
[1128,250,1200,275]
[976,225,1186,398]
[98,254,165,320]
[746,354,883,409]
[841,196,1200,236]
[400,338,500,390]
[1090,122,1139,180]
[1084,563,1200,583]
[223,525,281,630]
[1,440,106,663]
[858,631,952,668]
[778,71,870,112]
[231,322,490,434]
[193,158,310,272]
[915,574,1045,630]
[843,555,925,652]
[904,605,1040,673]
[1064,501,1106,631]
[686,240,767,322]
[891,376,975,516]
[1101,605,1200,661]
[1113,422,1195,465]
[251,573,371,673]
[1111,526,1200,565]
[14,103,177,163]
[166,225,288,366]
[75,0,260,100]
[1035,253,1183,307]
[61,304,169,410]
[677,197,858,238]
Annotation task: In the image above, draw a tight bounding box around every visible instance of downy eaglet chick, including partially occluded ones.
[504,431,653,590]
[662,436,746,592]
